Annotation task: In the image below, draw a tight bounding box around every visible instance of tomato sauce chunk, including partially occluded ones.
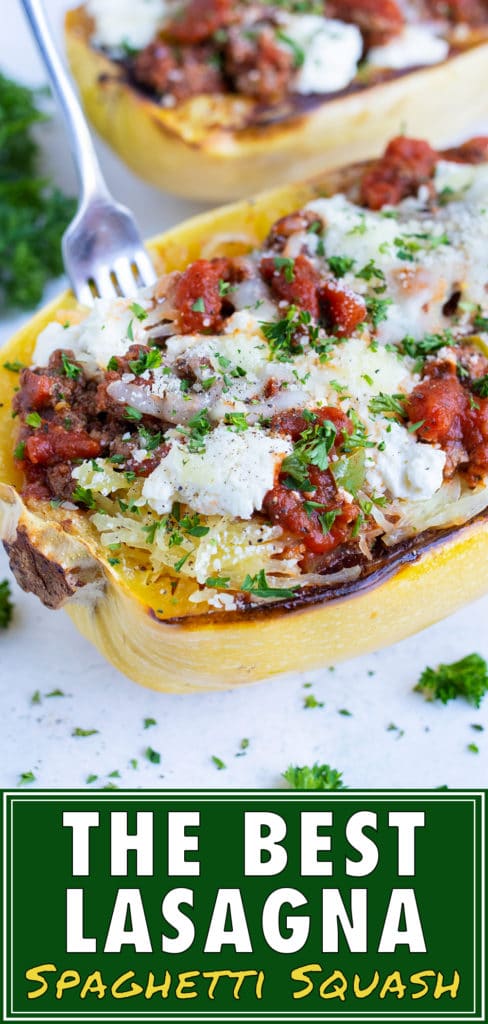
[173,258,232,334]
[25,426,101,466]
[165,0,233,44]
[442,137,488,165]
[260,253,320,318]
[15,370,54,411]
[329,0,404,44]
[263,467,357,555]
[406,374,468,447]
[319,281,366,336]
[361,137,438,210]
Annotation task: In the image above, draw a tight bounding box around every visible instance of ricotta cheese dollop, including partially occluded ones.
[142,426,292,519]
[86,0,171,51]
[279,14,363,94]
[367,25,449,70]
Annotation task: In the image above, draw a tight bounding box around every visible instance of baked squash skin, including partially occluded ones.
[65,5,488,202]
[2,172,488,692]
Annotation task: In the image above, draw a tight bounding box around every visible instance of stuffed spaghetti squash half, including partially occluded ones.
[2,137,488,691]
[65,0,488,200]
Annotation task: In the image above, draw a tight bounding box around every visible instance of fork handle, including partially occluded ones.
[20,0,110,206]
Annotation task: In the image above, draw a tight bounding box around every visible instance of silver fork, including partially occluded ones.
[20,0,157,306]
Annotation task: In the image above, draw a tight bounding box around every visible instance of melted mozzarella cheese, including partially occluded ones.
[366,422,446,500]
[86,0,172,50]
[367,25,448,69]
[142,426,292,519]
[306,181,488,344]
[279,14,363,94]
[33,297,150,372]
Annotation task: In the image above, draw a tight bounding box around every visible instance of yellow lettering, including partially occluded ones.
[434,971,460,999]
[411,970,436,999]
[202,971,230,1000]
[256,970,265,999]
[379,971,406,999]
[319,970,347,1001]
[354,972,380,998]
[145,971,171,999]
[56,971,80,1000]
[111,971,143,999]
[26,964,56,999]
[176,971,199,999]
[80,971,107,1000]
[232,970,258,1000]
[291,964,322,999]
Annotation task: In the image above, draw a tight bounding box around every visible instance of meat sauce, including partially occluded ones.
[13,136,488,563]
[263,408,359,556]
[124,0,487,107]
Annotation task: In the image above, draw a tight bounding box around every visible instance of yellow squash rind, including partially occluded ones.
[65,5,488,201]
[2,176,488,691]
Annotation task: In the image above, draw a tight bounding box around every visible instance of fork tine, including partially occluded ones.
[112,257,140,298]
[76,281,97,307]
[133,248,158,288]
[93,265,120,302]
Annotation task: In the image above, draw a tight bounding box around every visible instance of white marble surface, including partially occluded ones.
[1,0,487,790]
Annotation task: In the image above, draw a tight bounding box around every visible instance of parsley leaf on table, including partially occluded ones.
[414,653,488,708]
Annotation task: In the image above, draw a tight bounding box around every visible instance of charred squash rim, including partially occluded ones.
[1,164,488,690]
[65,5,488,201]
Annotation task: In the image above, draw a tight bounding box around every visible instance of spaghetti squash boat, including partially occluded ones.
[65,0,488,200]
[2,136,488,692]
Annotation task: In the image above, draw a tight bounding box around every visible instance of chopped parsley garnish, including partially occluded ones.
[124,404,143,421]
[273,255,295,282]
[61,352,81,380]
[205,576,230,588]
[130,302,148,321]
[281,415,337,491]
[399,331,451,364]
[144,717,157,729]
[365,295,392,328]
[340,411,375,453]
[328,255,355,278]
[191,297,206,313]
[145,746,161,764]
[260,306,305,361]
[19,771,36,785]
[25,411,42,428]
[467,743,479,754]
[368,392,407,419]
[347,214,366,236]
[283,763,346,790]
[356,259,386,285]
[183,409,212,453]
[14,441,25,460]
[129,348,162,375]
[138,425,163,451]
[72,727,99,737]
[3,360,24,372]
[303,694,324,709]
[0,579,13,629]
[472,375,488,398]
[414,653,488,707]
[211,755,226,770]
[474,311,488,332]
[127,319,134,342]
[224,412,248,432]
[276,30,305,67]
[241,570,298,600]
[72,485,96,509]
[218,278,235,297]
